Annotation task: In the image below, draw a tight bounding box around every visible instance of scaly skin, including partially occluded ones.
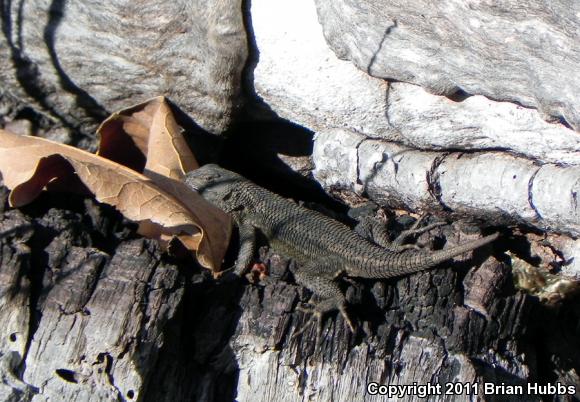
[185,164,498,335]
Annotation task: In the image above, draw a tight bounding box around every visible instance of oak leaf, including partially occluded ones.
[0,103,231,272]
[97,96,198,179]
[94,97,230,269]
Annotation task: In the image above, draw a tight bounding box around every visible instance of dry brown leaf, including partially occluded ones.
[146,175,231,271]
[97,96,198,179]
[94,97,229,268]
[0,129,230,271]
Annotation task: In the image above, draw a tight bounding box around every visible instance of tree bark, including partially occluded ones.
[1,184,579,401]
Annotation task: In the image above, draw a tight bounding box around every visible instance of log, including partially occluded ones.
[1,185,579,401]
[313,129,580,238]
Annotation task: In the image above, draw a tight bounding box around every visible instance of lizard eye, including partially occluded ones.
[206,172,221,181]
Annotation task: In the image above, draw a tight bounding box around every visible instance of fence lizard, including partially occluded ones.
[185,164,499,335]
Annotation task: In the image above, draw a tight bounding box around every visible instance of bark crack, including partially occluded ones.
[426,152,452,212]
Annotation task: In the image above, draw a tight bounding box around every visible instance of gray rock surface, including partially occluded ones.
[315,0,580,130]
[0,0,247,142]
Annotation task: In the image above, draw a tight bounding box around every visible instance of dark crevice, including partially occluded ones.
[12,106,44,132]
[55,368,78,384]
[136,255,161,332]
[557,116,573,130]
[96,352,122,397]
[527,166,543,220]
[18,222,53,370]
[383,82,393,127]
[354,137,366,187]
[445,88,471,103]
[366,20,397,76]
[0,0,85,135]
[78,251,108,314]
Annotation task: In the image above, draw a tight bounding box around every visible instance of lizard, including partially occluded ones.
[185,164,499,336]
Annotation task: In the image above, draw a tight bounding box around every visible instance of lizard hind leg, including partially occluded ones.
[391,213,446,250]
[291,260,356,340]
[355,210,445,252]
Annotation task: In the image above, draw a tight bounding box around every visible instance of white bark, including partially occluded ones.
[313,128,580,238]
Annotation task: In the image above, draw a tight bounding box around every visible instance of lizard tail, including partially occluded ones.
[360,232,499,278]
[427,232,499,267]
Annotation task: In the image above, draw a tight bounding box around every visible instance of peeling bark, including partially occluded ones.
[314,129,580,242]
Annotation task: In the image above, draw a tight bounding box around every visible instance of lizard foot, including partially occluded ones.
[292,297,355,340]
[392,213,446,249]
[245,262,268,284]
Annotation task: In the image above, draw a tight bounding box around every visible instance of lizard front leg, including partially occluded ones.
[234,220,256,276]
[291,259,355,339]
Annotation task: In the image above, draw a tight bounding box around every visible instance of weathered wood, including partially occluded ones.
[0,185,35,401]
[0,187,192,401]
[1,184,579,401]
[0,0,247,143]
[230,222,579,402]
[313,129,580,237]
[315,0,580,130]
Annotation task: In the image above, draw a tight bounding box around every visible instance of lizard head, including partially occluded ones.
[185,164,242,209]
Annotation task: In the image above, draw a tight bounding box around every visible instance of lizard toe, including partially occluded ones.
[338,302,356,333]
[292,297,356,340]
[291,312,318,340]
